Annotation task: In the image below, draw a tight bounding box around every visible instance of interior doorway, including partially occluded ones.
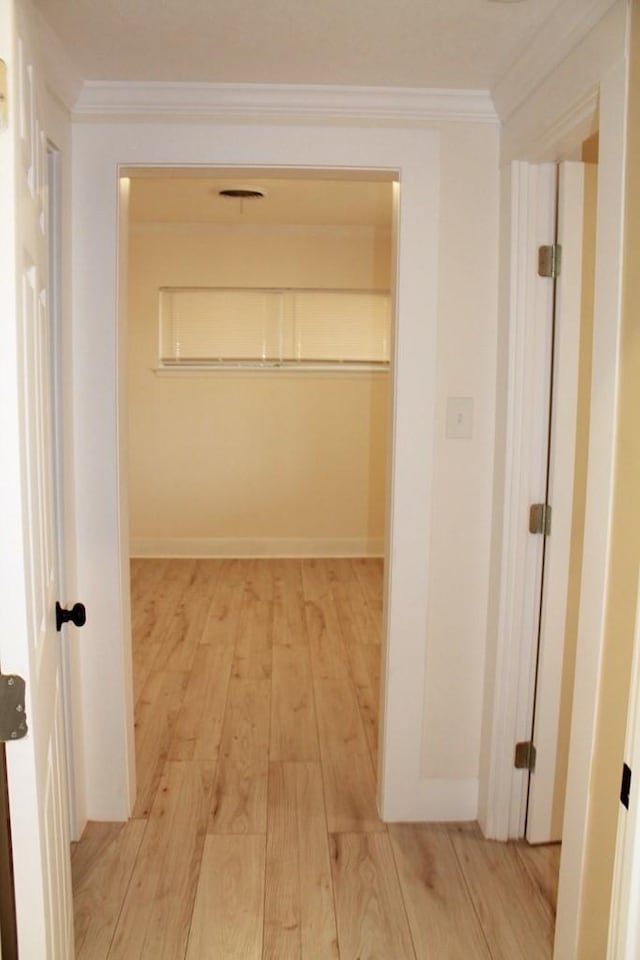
[125,170,393,566]
[121,167,396,806]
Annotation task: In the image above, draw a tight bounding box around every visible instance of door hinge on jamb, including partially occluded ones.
[0,675,27,742]
[529,502,552,536]
[538,244,562,279]
[515,740,537,771]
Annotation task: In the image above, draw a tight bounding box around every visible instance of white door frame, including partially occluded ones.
[72,120,451,823]
[552,59,626,959]
[481,59,628,958]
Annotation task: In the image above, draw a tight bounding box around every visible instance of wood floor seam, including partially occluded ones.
[181,795,214,960]
[386,826,421,960]
[444,826,495,960]
[104,823,148,960]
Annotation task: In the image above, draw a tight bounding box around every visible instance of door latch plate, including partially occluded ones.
[0,675,28,742]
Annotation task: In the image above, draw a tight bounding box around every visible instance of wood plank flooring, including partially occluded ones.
[72,558,561,960]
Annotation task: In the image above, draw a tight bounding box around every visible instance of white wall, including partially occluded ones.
[127,219,391,557]
[71,112,499,823]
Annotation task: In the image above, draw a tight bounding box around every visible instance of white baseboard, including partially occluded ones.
[380,778,479,823]
[129,536,385,559]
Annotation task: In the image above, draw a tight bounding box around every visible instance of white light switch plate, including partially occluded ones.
[446,397,473,439]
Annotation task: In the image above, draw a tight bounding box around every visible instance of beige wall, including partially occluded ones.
[578,6,640,954]
[127,218,391,555]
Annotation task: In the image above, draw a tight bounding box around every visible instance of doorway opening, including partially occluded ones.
[120,166,396,815]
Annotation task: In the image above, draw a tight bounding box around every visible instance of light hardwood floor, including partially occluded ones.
[72,558,560,959]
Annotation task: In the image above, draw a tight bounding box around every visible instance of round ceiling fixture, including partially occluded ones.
[218,188,265,199]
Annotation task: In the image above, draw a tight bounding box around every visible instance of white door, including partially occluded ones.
[0,1,74,956]
[526,162,593,843]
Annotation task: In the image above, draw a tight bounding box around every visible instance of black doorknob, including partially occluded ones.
[55,602,87,632]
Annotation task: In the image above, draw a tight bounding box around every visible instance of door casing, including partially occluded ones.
[73,123,448,824]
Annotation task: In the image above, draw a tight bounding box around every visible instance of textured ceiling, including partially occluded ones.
[35,0,564,90]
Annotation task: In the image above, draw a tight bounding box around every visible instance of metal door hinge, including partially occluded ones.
[538,244,562,279]
[529,503,552,536]
[621,762,632,810]
[0,60,7,128]
[0,675,27,742]
[515,740,537,771]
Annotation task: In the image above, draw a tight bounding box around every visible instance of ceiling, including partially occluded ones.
[128,176,394,229]
[35,0,565,91]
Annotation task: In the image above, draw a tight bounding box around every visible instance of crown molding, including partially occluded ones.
[503,86,600,164]
[73,81,498,125]
[492,0,621,123]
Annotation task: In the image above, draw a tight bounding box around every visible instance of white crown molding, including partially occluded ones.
[492,0,620,123]
[501,86,600,164]
[531,87,600,162]
[73,81,498,125]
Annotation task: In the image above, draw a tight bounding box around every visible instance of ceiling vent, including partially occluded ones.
[218,188,265,199]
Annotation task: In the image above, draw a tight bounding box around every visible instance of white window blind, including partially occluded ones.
[159,287,391,369]
[290,292,389,363]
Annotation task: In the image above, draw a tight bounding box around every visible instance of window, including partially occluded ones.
[158,287,391,370]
